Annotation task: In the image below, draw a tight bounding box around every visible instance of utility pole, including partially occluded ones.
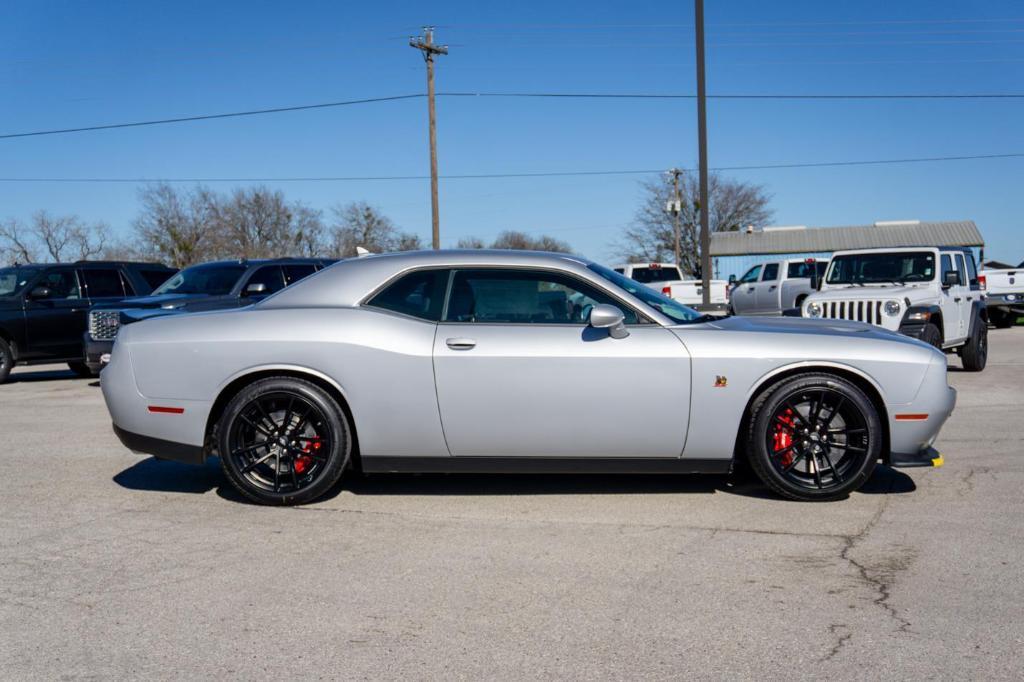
[667,168,683,268]
[694,0,711,305]
[410,27,448,249]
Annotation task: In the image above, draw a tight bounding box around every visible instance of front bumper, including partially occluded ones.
[83,333,114,373]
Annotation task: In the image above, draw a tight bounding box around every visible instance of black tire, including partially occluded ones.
[67,361,98,378]
[919,322,942,350]
[0,337,12,384]
[990,310,1014,329]
[746,373,881,501]
[960,315,988,372]
[218,377,351,505]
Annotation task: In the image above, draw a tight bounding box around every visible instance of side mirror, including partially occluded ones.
[589,304,629,339]
[728,274,737,285]
[244,282,268,296]
[28,286,52,300]
[942,271,960,288]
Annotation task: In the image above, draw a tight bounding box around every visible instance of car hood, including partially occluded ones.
[699,314,916,344]
[808,283,933,303]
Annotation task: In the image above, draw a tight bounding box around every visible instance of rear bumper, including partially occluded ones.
[890,446,944,468]
[113,423,206,465]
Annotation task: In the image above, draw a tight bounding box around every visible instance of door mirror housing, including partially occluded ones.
[942,270,960,288]
[588,304,629,339]
[28,286,52,300]
[728,274,737,285]
[244,282,268,296]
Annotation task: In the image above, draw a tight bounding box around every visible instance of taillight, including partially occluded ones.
[978,274,987,290]
[662,286,672,296]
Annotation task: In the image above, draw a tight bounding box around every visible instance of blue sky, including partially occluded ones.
[2,0,1022,265]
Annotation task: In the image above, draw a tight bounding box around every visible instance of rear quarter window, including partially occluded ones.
[366,269,449,321]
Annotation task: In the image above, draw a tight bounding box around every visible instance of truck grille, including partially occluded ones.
[89,310,121,341]
[819,300,885,325]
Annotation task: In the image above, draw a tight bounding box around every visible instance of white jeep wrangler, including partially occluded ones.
[801,246,988,371]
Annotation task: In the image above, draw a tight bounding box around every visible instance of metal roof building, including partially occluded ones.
[709,220,985,279]
[710,220,983,257]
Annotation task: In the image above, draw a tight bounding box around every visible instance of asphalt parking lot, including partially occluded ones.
[2,329,1023,679]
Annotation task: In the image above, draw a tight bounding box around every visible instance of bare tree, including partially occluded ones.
[460,230,573,253]
[0,211,108,264]
[215,187,305,259]
[290,204,328,257]
[617,171,772,275]
[329,202,421,257]
[131,184,220,268]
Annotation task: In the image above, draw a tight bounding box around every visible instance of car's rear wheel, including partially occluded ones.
[960,316,988,372]
[746,373,881,501]
[0,338,12,384]
[67,361,98,378]
[218,377,351,505]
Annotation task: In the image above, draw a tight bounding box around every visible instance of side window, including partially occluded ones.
[963,251,979,287]
[366,269,449,321]
[81,268,126,298]
[139,269,173,292]
[445,269,639,325]
[941,255,955,284]
[38,270,81,299]
[761,263,779,281]
[613,268,625,274]
[739,265,762,284]
[955,254,968,287]
[245,266,285,294]
[283,264,317,286]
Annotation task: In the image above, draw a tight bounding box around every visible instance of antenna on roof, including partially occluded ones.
[355,247,372,257]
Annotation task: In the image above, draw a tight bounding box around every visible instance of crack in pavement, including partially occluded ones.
[821,623,852,661]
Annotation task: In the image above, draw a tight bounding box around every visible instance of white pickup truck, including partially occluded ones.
[729,258,828,316]
[980,261,1023,328]
[612,262,730,314]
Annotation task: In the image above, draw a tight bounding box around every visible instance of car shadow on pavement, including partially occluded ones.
[6,368,84,383]
[112,457,916,503]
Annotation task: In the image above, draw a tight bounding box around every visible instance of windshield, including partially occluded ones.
[629,265,683,283]
[826,252,935,285]
[0,266,41,297]
[152,263,247,296]
[588,263,702,324]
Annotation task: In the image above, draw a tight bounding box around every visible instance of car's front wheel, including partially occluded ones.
[746,373,881,501]
[218,377,351,505]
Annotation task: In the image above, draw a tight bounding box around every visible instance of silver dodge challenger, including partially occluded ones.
[102,250,955,505]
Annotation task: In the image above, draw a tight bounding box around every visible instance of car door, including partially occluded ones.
[730,265,761,314]
[954,253,974,340]
[432,267,691,458]
[938,254,963,344]
[23,268,88,359]
[754,262,780,313]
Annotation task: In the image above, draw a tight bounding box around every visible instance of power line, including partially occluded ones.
[0,94,425,140]
[2,152,1022,184]
[4,91,1024,140]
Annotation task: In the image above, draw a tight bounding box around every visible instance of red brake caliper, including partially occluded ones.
[293,437,321,475]
[773,408,795,468]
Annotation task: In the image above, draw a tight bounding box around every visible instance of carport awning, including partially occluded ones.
[710,220,983,257]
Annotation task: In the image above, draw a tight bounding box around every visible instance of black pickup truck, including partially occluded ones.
[0,260,176,383]
[84,257,335,373]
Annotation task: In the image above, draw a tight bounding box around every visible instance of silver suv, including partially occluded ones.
[801,246,987,371]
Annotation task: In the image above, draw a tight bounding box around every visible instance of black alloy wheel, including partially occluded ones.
[218,377,350,505]
[960,317,988,372]
[747,374,881,501]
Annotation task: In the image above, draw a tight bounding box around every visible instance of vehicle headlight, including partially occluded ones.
[806,302,822,318]
[883,300,901,317]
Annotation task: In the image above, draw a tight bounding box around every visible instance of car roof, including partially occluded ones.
[259,249,613,311]
[183,257,332,268]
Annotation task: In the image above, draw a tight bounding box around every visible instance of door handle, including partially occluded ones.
[953,297,961,302]
[769,285,777,290]
[445,337,476,350]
